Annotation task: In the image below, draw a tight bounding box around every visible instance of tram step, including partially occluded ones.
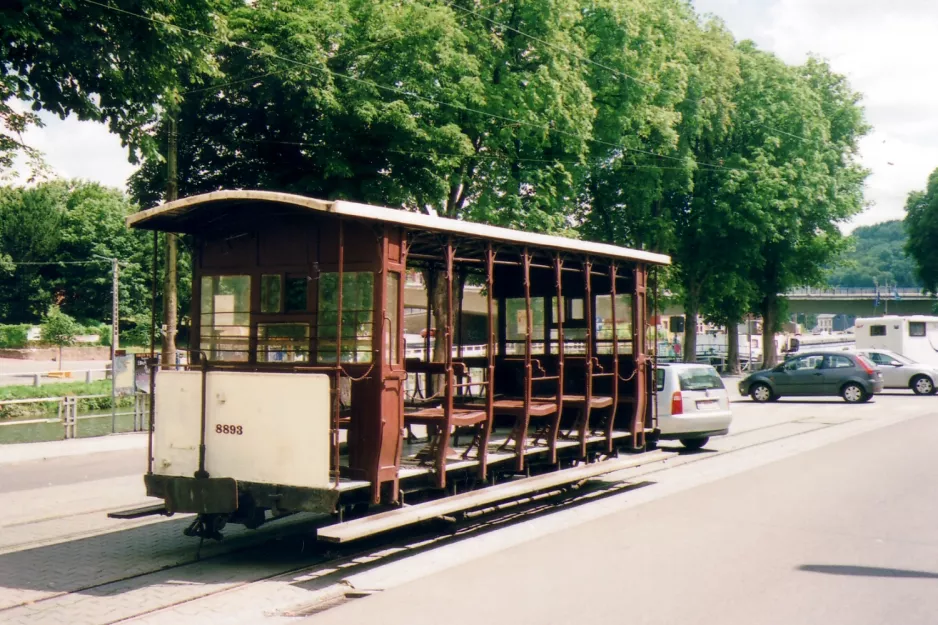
[318,450,669,543]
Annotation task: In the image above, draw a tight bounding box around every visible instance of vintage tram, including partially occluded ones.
[125,190,670,540]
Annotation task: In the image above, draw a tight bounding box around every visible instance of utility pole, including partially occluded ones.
[111,258,119,433]
[162,114,178,369]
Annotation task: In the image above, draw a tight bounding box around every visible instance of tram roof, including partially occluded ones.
[127,190,671,265]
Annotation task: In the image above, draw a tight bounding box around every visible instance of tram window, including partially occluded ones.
[199,275,251,362]
[869,325,886,337]
[285,275,308,312]
[317,272,374,363]
[595,294,632,354]
[909,322,926,337]
[505,297,545,355]
[260,275,281,313]
[386,273,401,364]
[257,323,310,363]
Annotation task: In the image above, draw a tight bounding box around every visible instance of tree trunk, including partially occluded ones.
[761,294,779,369]
[161,115,178,368]
[683,296,699,363]
[58,345,63,371]
[726,322,740,375]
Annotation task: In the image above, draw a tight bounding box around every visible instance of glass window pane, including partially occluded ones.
[257,323,309,363]
[317,272,374,363]
[199,275,251,362]
[261,275,281,313]
[386,273,400,364]
[285,275,308,312]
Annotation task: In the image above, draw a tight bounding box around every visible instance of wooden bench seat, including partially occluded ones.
[404,407,487,426]
[463,399,558,417]
[562,394,614,409]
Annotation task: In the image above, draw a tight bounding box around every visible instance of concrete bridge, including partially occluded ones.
[784,287,934,316]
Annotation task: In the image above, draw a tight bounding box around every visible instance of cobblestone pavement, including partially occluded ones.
[0,392,930,625]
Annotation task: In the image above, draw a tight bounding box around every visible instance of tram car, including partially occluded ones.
[124,190,670,539]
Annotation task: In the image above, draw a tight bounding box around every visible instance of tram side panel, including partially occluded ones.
[146,370,335,515]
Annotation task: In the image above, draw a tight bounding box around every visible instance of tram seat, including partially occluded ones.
[561,395,613,409]
[488,399,558,417]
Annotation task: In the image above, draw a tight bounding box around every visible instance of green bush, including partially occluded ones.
[0,324,31,349]
[0,380,134,420]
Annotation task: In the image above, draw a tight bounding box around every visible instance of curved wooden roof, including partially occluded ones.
[127,190,671,265]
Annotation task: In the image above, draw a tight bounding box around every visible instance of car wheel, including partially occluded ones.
[750,382,773,403]
[680,437,709,451]
[841,382,867,403]
[911,375,935,396]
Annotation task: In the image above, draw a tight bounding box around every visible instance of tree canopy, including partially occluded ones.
[905,168,938,294]
[2,0,872,369]
[0,0,222,173]
[0,180,154,326]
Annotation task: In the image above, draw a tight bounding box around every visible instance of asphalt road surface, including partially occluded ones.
[0,449,143,494]
[309,410,938,625]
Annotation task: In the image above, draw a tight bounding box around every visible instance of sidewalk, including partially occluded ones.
[0,432,147,465]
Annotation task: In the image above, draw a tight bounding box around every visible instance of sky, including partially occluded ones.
[693,0,938,229]
[12,0,938,230]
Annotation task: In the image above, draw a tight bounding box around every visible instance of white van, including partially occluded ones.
[654,363,733,450]
[854,315,938,367]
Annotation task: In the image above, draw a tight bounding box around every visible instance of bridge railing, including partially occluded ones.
[786,287,926,298]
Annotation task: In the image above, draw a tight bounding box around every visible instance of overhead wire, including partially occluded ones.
[77,0,746,174]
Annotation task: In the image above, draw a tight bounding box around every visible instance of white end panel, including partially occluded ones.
[153,371,203,477]
[204,372,331,488]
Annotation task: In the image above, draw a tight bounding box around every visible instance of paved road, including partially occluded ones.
[0,450,143,493]
[309,408,938,625]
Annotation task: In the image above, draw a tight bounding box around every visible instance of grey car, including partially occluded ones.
[739,351,884,403]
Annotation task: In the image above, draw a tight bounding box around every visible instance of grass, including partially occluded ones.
[0,380,134,420]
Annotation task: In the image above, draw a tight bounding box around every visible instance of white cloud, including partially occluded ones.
[11,109,138,191]
[695,0,938,230]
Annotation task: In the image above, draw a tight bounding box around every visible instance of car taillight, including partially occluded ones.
[856,356,875,375]
[671,391,683,415]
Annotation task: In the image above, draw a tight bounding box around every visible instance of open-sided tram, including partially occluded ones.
[124,190,671,540]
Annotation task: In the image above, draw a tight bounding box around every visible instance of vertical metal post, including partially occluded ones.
[333,221,344,488]
[111,258,119,433]
[147,230,158,475]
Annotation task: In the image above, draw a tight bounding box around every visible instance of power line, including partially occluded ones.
[442,0,826,147]
[232,136,727,172]
[78,0,745,174]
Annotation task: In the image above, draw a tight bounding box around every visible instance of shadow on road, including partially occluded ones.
[799,564,938,579]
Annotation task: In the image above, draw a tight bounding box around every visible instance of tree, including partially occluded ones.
[0,0,222,174]
[130,0,601,361]
[905,168,938,294]
[40,305,80,369]
[0,182,67,321]
[0,180,152,325]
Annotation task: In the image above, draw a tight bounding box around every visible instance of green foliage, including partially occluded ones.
[0,180,153,325]
[0,0,222,175]
[905,168,938,294]
[40,306,79,347]
[0,324,30,348]
[0,380,133,420]
[827,221,919,288]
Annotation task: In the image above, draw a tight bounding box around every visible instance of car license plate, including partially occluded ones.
[696,400,719,411]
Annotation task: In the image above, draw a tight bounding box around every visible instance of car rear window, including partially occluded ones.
[678,367,724,391]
